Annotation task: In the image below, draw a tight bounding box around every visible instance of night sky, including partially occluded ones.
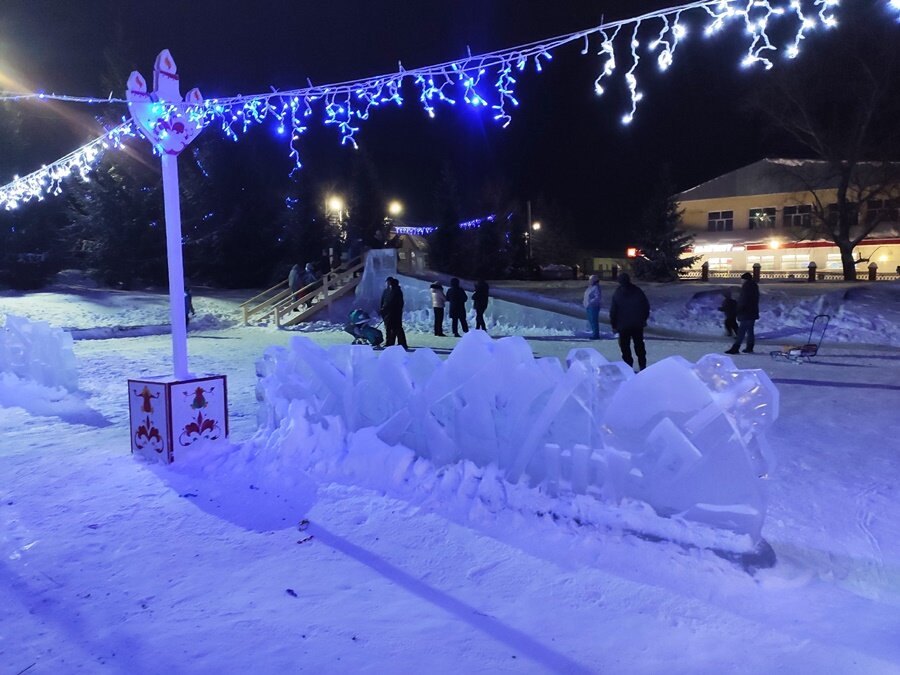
[0,0,832,247]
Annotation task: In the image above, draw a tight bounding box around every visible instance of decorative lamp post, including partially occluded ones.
[125,50,228,464]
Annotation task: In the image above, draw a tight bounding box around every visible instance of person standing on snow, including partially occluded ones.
[473,279,490,332]
[583,274,602,340]
[380,277,409,350]
[718,288,738,338]
[185,288,196,328]
[430,281,447,336]
[609,272,650,371]
[446,277,469,337]
[725,272,760,354]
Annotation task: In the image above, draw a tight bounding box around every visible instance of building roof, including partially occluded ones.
[677,158,900,201]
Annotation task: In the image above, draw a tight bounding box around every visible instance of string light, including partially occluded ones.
[0,123,134,210]
[393,214,496,236]
[0,0,873,209]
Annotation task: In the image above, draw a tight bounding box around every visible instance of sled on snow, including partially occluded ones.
[770,314,829,364]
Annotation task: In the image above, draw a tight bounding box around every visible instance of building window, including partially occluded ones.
[707,211,734,232]
[865,199,899,225]
[748,207,776,230]
[706,257,734,271]
[827,202,861,226]
[747,254,776,270]
[783,205,812,228]
[781,254,810,271]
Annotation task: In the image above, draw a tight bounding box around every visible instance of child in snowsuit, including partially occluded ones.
[718,289,738,337]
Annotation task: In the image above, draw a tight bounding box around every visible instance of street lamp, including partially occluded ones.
[388,200,404,217]
[528,221,542,260]
[327,195,345,218]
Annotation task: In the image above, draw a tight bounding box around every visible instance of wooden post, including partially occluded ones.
[701,261,709,282]
[807,261,817,282]
[752,262,761,282]
[868,262,877,281]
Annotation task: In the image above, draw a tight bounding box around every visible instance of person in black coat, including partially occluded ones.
[472,279,490,332]
[609,272,651,371]
[725,272,760,354]
[446,277,469,337]
[379,277,409,349]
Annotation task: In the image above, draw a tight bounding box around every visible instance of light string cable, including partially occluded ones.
[0,0,855,209]
[0,122,133,209]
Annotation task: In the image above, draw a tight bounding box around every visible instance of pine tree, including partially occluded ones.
[429,164,463,274]
[632,175,699,282]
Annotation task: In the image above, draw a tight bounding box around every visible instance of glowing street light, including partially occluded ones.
[388,200,404,217]
[327,195,345,215]
[532,221,542,231]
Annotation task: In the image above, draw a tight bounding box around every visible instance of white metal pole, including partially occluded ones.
[161,152,189,380]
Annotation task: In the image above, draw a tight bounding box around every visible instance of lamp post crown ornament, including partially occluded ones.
[127,50,204,156]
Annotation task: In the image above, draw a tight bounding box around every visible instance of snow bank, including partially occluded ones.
[646,281,900,347]
[0,314,105,424]
[1,314,77,391]
[246,332,778,552]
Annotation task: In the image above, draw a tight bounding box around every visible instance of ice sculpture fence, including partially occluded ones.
[256,331,778,543]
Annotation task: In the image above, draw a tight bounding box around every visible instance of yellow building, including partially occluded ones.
[677,159,900,276]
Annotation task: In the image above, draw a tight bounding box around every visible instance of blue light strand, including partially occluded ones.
[0,0,874,209]
[393,214,495,236]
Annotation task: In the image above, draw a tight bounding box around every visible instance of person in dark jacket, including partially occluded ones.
[446,277,469,337]
[472,279,490,332]
[301,262,317,286]
[725,272,760,354]
[718,288,738,337]
[185,288,196,327]
[609,272,651,371]
[379,277,408,349]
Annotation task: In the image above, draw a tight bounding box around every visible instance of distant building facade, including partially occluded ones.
[677,159,900,274]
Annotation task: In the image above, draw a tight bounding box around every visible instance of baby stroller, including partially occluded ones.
[344,308,384,347]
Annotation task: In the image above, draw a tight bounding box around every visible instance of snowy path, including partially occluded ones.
[3,317,900,672]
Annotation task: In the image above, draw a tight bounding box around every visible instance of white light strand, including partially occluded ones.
[0,123,134,210]
[1,0,870,209]
[622,22,644,124]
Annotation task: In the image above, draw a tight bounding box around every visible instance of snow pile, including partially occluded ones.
[1,314,78,391]
[249,332,778,551]
[647,281,900,346]
[0,314,105,424]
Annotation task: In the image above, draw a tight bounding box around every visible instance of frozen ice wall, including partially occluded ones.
[354,249,398,315]
[1,314,78,392]
[256,332,778,543]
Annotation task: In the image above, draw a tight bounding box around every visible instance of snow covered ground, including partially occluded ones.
[2,281,900,673]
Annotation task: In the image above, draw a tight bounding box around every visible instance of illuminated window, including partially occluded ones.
[781,254,810,271]
[826,253,843,270]
[747,254,776,270]
[706,257,733,271]
[707,211,734,232]
[783,205,812,228]
[748,207,776,229]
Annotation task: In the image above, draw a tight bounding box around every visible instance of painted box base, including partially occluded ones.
[128,374,228,464]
